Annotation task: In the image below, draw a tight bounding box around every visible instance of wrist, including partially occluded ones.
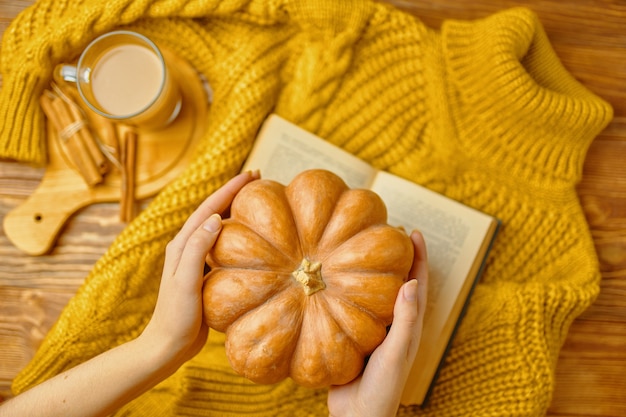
[133,330,183,381]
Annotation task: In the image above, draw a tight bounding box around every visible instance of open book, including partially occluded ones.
[242,114,500,406]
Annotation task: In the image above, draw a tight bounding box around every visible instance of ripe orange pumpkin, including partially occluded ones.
[203,169,414,388]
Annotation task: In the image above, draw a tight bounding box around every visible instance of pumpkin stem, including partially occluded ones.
[292,258,325,296]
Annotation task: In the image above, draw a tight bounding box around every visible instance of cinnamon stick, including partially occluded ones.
[120,130,138,222]
[98,116,120,157]
[66,102,109,175]
[40,93,62,133]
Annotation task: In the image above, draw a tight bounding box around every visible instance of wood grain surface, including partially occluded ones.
[1,0,625,415]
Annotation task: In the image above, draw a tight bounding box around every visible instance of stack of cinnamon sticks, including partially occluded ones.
[39,85,139,222]
[40,89,109,186]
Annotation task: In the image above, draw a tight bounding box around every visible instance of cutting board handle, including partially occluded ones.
[3,186,89,256]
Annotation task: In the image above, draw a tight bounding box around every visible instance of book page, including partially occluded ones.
[242,115,376,189]
[371,171,497,404]
[372,170,494,299]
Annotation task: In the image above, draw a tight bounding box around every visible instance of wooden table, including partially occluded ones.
[1,0,625,415]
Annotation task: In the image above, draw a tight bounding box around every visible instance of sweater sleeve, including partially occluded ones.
[441,8,612,186]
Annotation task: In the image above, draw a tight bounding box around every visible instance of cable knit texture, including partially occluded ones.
[1,0,612,415]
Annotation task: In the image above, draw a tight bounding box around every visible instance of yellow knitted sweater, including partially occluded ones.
[0,0,613,415]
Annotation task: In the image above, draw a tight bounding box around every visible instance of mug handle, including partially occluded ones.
[56,64,78,83]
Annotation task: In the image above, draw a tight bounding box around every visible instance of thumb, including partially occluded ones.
[379,228,429,366]
[172,213,222,293]
[355,278,425,416]
[383,279,423,366]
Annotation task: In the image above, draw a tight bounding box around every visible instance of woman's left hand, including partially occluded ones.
[140,171,259,371]
[327,230,429,417]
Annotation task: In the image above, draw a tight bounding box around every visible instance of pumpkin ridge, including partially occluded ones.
[322,224,413,276]
[318,293,386,356]
[231,179,303,262]
[212,263,293,273]
[312,295,370,385]
[204,269,294,331]
[319,296,354,377]
[323,287,391,330]
[234,274,295,319]
[314,188,388,259]
[208,220,297,271]
[315,223,387,268]
[235,287,305,382]
[324,266,408,276]
[284,170,349,260]
[289,294,350,386]
[227,220,302,271]
[321,271,402,324]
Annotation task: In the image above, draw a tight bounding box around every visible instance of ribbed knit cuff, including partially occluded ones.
[0,72,47,165]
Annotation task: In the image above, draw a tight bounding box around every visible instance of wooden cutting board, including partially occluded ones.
[3,48,209,255]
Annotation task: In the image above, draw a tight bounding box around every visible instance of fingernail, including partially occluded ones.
[244,169,260,179]
[203,213,222,233]
[403,279,418,302]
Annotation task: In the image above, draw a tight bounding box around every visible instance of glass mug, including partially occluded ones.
[59,30,182,130]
